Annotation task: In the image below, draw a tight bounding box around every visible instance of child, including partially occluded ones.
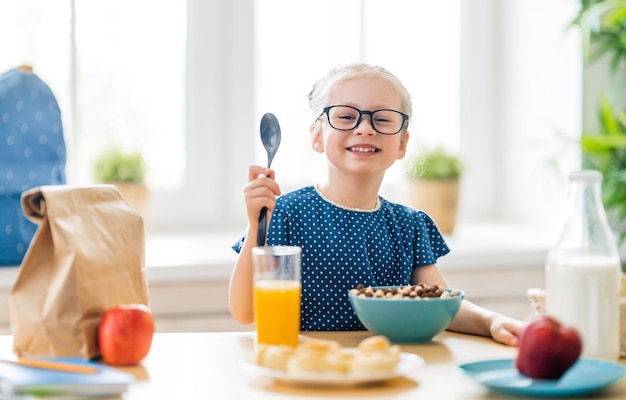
[230,63,524,346]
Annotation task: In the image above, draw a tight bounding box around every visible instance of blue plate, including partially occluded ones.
[459,358,626,398]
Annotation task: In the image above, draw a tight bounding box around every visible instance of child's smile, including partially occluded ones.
[347,145,381,154]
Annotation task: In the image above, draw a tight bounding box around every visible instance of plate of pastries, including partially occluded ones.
[240,335,424,387]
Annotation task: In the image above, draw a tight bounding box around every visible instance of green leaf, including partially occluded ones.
[616,108,626,127]
[599,94,623,134]
[577,0,626,72]
[581,133,626,152]
[600,2,626,27]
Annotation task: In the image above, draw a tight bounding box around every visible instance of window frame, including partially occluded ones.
[147,0,254,230]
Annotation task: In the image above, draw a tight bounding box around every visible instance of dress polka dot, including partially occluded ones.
[233,185,450,331]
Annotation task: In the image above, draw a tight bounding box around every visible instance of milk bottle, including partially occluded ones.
[545,170,621,360]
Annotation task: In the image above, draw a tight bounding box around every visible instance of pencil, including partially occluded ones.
[7,357,100,374]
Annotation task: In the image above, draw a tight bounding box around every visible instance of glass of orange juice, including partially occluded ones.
[252,246,301,348]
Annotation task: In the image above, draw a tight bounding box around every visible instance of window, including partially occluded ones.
[1,0,581,232]
[254,0,461,192]
[0,0,186,188]
[71,0,187,188]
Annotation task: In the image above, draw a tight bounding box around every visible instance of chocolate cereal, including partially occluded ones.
[348,283,459,299]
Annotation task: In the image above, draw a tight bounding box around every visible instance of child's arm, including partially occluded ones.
[229,165,280,325]
[229,228,257,324]
[412,265,525,346]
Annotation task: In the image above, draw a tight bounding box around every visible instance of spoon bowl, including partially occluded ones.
[260,113,281,168]
[257,113,282,246]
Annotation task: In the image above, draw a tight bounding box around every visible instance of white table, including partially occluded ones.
[3,330,623,399]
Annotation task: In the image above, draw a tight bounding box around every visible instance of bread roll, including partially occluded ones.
[324,350,355,374]
[256,344,294,370]
[255,335,401,376]
[351,336,400,376]
[295,337,341,355]
[350,347,400,376]
[287,338,346,374]
[287,353,333,374]
[357,335,391,353]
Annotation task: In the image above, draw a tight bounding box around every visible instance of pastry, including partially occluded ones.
[254,335,401,376]
[287,338,345,374]
[255,344,294,370]
[295,337,341,356]
[351,346,400,376]
[357,335,392,353]
[324,350,355,374]
[286,352,327,373]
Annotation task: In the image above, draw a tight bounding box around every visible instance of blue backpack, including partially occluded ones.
[0,67,66,265]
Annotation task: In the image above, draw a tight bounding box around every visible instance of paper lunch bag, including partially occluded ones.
[9,185,149,359]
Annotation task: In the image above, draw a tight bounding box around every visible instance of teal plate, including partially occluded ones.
[459,358,626,398]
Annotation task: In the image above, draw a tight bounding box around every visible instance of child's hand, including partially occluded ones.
[244,164,281,226]
[489,315,525,347]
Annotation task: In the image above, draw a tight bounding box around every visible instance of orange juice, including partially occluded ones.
[253,280,301,347]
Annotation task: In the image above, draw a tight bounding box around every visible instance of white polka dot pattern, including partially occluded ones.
[0,68,66,265]
[233,186,450,331]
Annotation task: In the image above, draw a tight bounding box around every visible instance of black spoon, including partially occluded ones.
[257,113,281,246]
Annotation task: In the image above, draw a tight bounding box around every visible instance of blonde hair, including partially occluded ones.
[308,63,413,122]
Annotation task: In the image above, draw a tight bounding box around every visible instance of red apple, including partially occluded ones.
[515,315,582,379]
[98,304,155,366]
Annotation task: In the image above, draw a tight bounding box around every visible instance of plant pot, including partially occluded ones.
[405,179,460,234]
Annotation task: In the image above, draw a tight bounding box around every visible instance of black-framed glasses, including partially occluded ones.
[318,105,408,135]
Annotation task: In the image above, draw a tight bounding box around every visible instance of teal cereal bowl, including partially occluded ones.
[348,286,465,343]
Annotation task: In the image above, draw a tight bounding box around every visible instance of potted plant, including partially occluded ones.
[93,147,149,219]
[404,147,464,234]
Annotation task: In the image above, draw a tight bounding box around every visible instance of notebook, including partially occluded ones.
[0,358,135,397]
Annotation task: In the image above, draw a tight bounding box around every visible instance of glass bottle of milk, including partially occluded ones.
[545,170,621,360]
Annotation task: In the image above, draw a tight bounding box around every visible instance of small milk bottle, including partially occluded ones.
[545,170,621,360]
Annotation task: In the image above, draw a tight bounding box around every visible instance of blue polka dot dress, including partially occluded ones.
[233,185,450,331]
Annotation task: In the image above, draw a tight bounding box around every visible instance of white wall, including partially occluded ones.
[460,0,581,232]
